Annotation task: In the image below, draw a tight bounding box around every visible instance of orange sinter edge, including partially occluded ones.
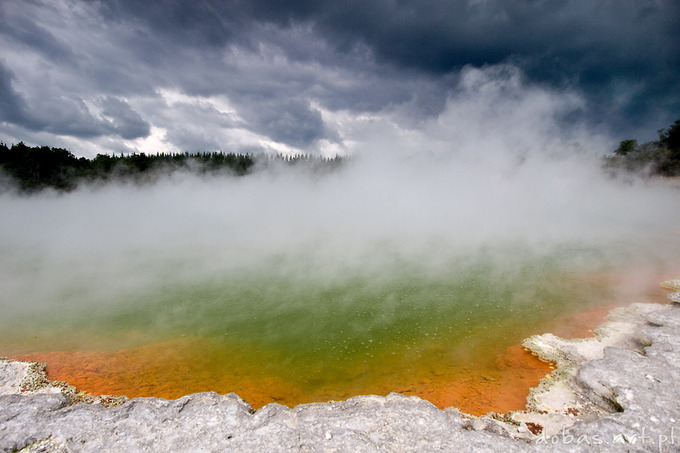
[14,304,617,416]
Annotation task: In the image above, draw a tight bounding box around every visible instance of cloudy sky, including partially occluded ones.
[1,0,678,158]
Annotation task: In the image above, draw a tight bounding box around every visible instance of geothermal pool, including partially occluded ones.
[0,242,672,415]
[1,160,678,415]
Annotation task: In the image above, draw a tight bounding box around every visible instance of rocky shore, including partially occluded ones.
[2,286,680,452]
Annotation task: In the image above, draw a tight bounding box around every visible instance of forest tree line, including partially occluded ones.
[1,119,678,193]
[602,119,680,177]
[0,142,342,193]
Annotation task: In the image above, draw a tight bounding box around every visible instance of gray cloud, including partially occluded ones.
[0,0,678,156]
[0,3,77,65]
[99,97,150,140]
[0,61,103,138]
[0,63,31,126]
[0,57,149,140]
[241,99,326,148]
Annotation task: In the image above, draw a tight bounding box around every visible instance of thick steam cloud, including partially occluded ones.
[1,65,678,334]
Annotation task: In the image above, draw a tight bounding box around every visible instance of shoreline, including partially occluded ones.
[1,283,680,451]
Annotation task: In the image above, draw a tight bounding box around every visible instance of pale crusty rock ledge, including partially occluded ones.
[2,293,680,452]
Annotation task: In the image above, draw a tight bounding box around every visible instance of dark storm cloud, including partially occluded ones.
[259,0,680,135]
[0,61,100,137]
[0,63,31,126]
[99,97,151,140]
[243,99,327,148]
[0,62,148,141]
[0,0,678,155]
[100,0,680,83]
[91,0,680,137]
[0,3,77,65]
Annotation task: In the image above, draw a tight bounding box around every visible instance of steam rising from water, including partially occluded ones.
[1,143,677,348]
[0,67,678,402]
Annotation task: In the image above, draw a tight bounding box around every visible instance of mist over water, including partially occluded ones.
[1,68,679,409]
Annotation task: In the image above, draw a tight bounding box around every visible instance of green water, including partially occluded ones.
[0,242,618,388]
